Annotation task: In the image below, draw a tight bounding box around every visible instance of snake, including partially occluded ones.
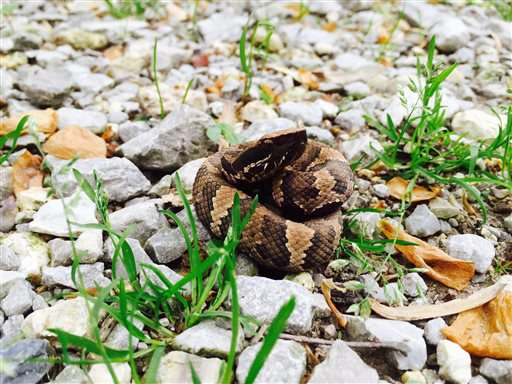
[192,128,355,272]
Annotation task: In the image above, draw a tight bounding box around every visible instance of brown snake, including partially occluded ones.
[192,128,354,271]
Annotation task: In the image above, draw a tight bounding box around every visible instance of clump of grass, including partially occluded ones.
[489,0,512,21]
[104,0,160,19]
[152,38,166,119]
[0,115,28,164]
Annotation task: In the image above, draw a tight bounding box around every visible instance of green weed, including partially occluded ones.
[152,38,166,119]
[104,0,159,19]
[0,115,28,164]
[207,122,241,145]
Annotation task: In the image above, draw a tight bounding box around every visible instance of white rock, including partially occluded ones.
[479,358,512,384]
[241,100,278,123]
[340,134,383,161]
[335,53,375,71]
[53,365,89,384]
[430,17,470,53]
[437,340,472,384]
[1,280,33,316]
[75,229,103,263]
[89,363,131,384]
[16,187,49,212]
[402,273,427,298]
[198,11,247,43]
[309,340,379,383]
[344,82,370,97]
[0,270,27,298]
[243,118,296,141]
[405,205,441,237]
[314,99,338,118]
[452,109,502,141]
[350,212,382,239]
[1,232,49,277]
[335,109,366,131]
[0,244,20,271]
[57,107,107,134]
[373,184,389,198]
[429,197,461,219]
[22,297,90,338]
[279,101,323,126]
[156,351,225,384]
[42,263,110,289]
[423,318,447,346]
[29,192,98,237]
[446,234,495,273]
[236,339,306,384]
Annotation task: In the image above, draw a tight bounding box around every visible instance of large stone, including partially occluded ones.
[53,365,89,384]
[54,28,108,50]
[423,318,447,346]
[451,109,502,141]
[173,320,244,358]
[144,227,186,264]
[88,363,131,384]
[437,340,472,384]
[57,107,108,134]
[198,11,247,43]
[430,16,469,53]
[279,101,323,126]
[0,339,51,384]
[446,234,495,273]
[0,271,27,299]
[236,276,329,334]
[346,316,427,370]
[309,340,379,383]
[22,297,90,338]
[1,233,48,277]
[109,200,169,243]
[156,351,225,384]
[242,118,296,141]
[241,100,278,123]
[0,244,20,271]
[236,339,306,384]
[47,156,150,202]
[29,192,98,237]
[340,134,383,162]
[119,106,214,171]
[104,319,143,350]
[1,280,33,316]
[41,263,110,290]
[479,358,512,384]
[429,197,461,219]
[405,204,441,237]
[18,68,73,107]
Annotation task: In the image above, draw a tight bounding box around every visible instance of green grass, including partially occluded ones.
[152,38,166,119]
[104,0,160,19]
[490,0,512,20]
[0,115,28,164]
[207,122,241,145]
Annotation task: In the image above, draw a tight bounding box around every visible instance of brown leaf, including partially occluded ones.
[192,54,209,68]
[442,281,512,359]
[322,22,337,32]
[42,126,107,160]
[370,278,508,321]
[103,45,124,61]
[12,151,44,197]
[296,68,319,90]
[0,109,57,135]
[378,219,475,290]
[387,176,441,202]
[321,279,347,328]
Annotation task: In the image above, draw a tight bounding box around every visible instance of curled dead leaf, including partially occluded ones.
[42,126,107,160]
[296,68,319,90]
[0,109,57,135]
[378,219,475,290]
[321,279,347,328]
[12,150,44,197]
[462,192,477,216]
[387,176,441,202]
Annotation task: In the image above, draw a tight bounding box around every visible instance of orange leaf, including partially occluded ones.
[12,151,44,197]
[322,22,337,32]
[321,279,347,328]
[296,68,319,90]
[378,219,475,290]
[387,176,440,202]
[443,282,512,359]
[0,109,57,135]
[42,126,107,160]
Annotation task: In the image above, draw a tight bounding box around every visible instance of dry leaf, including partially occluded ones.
[42,126,107,160]
[370,278,509,321]
[12,150,44,197]
[387,176,441,202]
[321,279,347,328]
[377,31,390,45]
[192,54,209,68]
[103,45,124,61]
[296,68,319,90]
[322,22,337,32]
[462,192,477,216]
[379,219,475,290]
[260,83,277,103]
[443,276,512,359]
[0,109,57,135]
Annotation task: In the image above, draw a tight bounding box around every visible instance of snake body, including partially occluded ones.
[193,128,354,271]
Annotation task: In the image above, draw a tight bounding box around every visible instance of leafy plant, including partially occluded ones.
[104,0,160,19]
[0,115,28,164]
[152,38,166,119]
[489,0,512,20]
[207,122,241,145]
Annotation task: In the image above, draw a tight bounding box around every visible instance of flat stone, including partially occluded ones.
[1,314,24,341]
[236,275,329,334]
[109,200,169,243]
[156,351,225,384]
[405,204,441,237]
[340,134,383,161]
[279,101,323,126]
[88,363,131,384]
[236,339,306,384]
[446,234,495,273]
[0,270,27,299]
[1,280,33,316]
[198,11,247,43]
[104,319,143,350]
[240,100,278,123]
[452,109,502,141]
[346,316,427,370]
[1,233,48,277]
[0,339,51,384]
[430,16,469,53]
[423,318,447,346]
[22,297,90,338]
[402,273,428,298]
[18,68,72,107]
[119,106,214,171]
[0,244,20,271]
[429,197,461,219]
[173,320,244,358]
[118,121,151,142]
[57,107,108,134]
[144,227,186,264]
[41,263,110,290]
[29,192,98,237]
[48,156,151,202]
[309,340,379,383]
[53,365,89,384]
[479,358,512,384]
[437,340,472,384]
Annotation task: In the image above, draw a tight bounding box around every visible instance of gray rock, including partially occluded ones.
[119,106,214,171]
[437,340,472,384]
[48,230,102,266]
[0,271,27,299]
[48,156,151,202]
[105,237,153,279]
[1,314,24,341]
[402,273,427,298]
[309,340,379,383]
[118,121,151,142]
[108,111,128,124]
[344,82,370,98]
[451,109,501,141]
[105,319,143,350]
[346,316,427,370]
[479,358,512,384]
[402,2,441,28]
[469,375,489,384]
[350,212,382,238]
[140,264,190,296]
[145,227,186,264]
[340,134,383,161]
[156,351,225,384]
[1,280,33,316]
[243,118,296,141]
[48,238,73,266]
[57,107,107,134]
[335,53,376,71]
[173,320,244,358]
[446,234,495,273]
[0,167,12,201]
[170,158,206,193]
[405,205,441,237]
[198,11,247,43]
[236,276,329,334]
[0,339,51,384]
[235,254,259,276]
[110,200,169,243]
[279,101,323,126]
[429,197,461,219]
[53,365,89,384]
[236,340,306,384]
[306,127,335,144]
[423,318,447,346]
[74,72,113,95]
[0,245,20,271]
[18,68,72,107]
[430,16,469,53]
[0,196,17,232]
[41,263,110,289]
[373,184,389,198]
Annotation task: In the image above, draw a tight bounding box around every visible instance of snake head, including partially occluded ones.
[221,128,307,185]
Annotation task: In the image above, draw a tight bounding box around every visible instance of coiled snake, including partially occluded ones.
[193,128,354,271]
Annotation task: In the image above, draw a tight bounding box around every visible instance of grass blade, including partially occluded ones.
[143,346,165,384]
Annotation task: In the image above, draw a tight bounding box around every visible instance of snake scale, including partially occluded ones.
[193,128,355,271]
